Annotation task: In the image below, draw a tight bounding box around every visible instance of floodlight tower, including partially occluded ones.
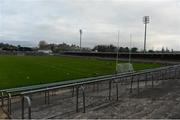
[143,16,150,53]
[79,29,82,50]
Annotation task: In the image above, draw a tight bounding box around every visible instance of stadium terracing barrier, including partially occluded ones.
[0,71,133,118]
[1,64,180,119]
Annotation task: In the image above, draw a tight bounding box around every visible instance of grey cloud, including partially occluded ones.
[0,0,179,50]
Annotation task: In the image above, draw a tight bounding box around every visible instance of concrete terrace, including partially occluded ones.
[3,77,180,119]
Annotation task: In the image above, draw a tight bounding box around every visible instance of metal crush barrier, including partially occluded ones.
[21,96,31,119]
[1,64,180,119]
[0,71,133,117]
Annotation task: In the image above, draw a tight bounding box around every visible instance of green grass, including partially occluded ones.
[0,55,162,89]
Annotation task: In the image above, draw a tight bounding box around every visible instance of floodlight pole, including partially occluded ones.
[79,29,82,51]
[144,23,147,53]
[143,16,150,53]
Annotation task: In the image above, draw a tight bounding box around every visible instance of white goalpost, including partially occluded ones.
[116,32,134,74]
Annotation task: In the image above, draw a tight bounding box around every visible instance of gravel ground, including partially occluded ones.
[67,79,180,119]
[0,108,8,119]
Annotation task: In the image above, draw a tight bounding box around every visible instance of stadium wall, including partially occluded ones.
[62,52,180,61]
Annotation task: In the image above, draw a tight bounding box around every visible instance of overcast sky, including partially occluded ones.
[0,0,180,50]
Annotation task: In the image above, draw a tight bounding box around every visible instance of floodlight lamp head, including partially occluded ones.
[143,16,150,24]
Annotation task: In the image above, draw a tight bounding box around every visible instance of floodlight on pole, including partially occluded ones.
[79,29,82,50]
[143,16,150,53]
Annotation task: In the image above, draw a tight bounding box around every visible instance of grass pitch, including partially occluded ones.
[0,55,161,89]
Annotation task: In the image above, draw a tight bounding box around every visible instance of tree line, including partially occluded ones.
[39,40,138,53]
[0,40,174,53]
[0,43,34,51]
[38,40,90,52]
[38,41,175,53]
[92,44,138,53]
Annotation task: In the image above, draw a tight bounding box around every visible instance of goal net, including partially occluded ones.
[116,63,134,73]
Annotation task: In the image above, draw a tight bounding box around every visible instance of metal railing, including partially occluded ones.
[0,71,133,117]
[21,96,31,119]
[20,64,180,119]
[1,64,180,119]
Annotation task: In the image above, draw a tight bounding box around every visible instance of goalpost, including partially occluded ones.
[116,32,134,74]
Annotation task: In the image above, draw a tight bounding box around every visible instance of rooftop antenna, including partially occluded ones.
[116,31,120,73]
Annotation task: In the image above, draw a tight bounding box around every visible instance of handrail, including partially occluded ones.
[1,71,134,115]
[0,90,5,107]
[1,72,133,94]
[2,64,180,95]
[2,64,180,117]
[20,64,180,96]
[21,96,31,119]
[7,93,12,115]
[2,64,179,93]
